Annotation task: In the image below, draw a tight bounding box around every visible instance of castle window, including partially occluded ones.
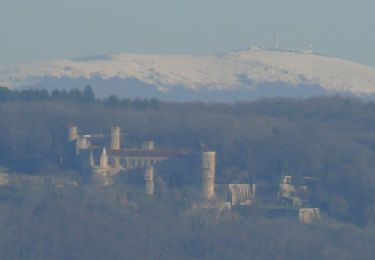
[205,160,210,168]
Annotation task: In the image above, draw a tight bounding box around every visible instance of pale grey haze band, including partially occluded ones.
[0,0,374,66]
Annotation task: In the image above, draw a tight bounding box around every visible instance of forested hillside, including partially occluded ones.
[1,88,375,259]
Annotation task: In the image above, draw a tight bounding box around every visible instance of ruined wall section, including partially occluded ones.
[144,166,154,195]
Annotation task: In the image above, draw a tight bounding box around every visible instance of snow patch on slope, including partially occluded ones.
[1,49,375,95]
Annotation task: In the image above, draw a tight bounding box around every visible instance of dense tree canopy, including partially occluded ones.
[1,88,375,258]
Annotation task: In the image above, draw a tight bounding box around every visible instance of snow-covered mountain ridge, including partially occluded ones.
[1,48,375,99]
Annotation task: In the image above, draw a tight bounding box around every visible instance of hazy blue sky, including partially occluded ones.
[1,0,374,66]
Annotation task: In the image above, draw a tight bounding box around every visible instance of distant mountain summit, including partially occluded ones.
[1,48,375,101]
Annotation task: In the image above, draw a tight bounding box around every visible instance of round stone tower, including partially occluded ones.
[200,151,216,200]
[111,126,121,150]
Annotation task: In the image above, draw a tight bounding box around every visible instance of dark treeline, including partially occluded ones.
[1,183,374,260]
[1,89,375,258]
[0,86,160,108]
[1,94,375,224]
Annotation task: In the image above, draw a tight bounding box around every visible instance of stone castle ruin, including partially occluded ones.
[278,175,318,207]
[66,126,216,199]
[216,184,256,207]
[65,126,320,223]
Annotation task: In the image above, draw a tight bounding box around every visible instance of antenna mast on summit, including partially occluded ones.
[272,33,279,50]
[302,42,313,54]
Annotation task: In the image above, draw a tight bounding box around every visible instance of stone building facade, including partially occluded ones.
[66,126,216,199]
